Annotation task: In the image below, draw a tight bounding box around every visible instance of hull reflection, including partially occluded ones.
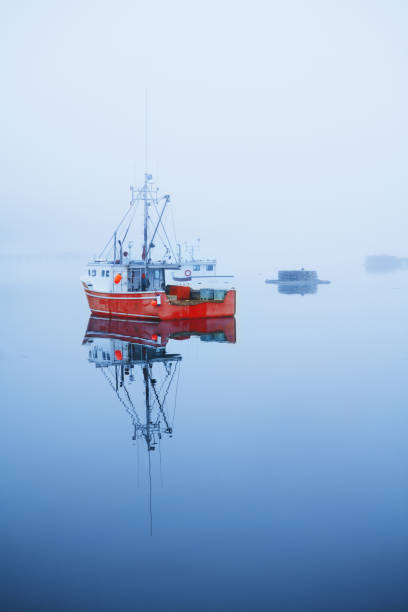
[83,315,236,348]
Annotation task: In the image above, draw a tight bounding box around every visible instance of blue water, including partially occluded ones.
[2,257,408,611]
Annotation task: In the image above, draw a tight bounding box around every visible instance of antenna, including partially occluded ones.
[145,88,148,174]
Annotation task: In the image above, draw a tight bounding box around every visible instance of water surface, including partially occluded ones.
[1,257,408,611]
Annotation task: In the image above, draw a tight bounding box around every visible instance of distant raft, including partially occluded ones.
[365,255,408,273]
[265,269,330,295]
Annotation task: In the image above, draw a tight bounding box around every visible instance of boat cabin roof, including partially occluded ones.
[181,258,216,265]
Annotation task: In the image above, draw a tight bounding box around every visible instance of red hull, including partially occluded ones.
[84,315,236,346]
[82,283,236,320]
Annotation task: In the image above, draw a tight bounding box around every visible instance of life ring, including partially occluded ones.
[185,269,192,277]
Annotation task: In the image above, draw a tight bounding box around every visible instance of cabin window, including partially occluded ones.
[88,269,91,276]
[206,264,214,271]
[101,270,105,277]
[106,352,111,360]
[106,270,110,277]
[154,270,160,279]
[193,265,200,271]
[102,351,106,359]
[91,269,96,277]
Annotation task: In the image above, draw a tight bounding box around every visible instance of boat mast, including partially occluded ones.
[143,174,149,275]
[143,89,149,278]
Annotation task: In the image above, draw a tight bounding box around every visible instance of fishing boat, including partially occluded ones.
[81,174,236,320]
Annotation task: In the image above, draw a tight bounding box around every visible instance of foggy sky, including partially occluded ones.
[1,0,408,275]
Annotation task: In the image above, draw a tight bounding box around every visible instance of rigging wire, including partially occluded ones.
[137,433,140,488]
[122,382,142,427]
[97,204,134,259]
[146,216,168,257]
[120,200,140,246]
[100,368,142,428]
[157,361,172,395]
[171,359,181,428]
[169,198,178,261]
[158,438,163,488]
[149,369,174,432]
[151,199,178,262]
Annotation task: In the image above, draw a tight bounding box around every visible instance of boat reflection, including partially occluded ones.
[83,315,235,449]
[277,283,318,295]
[83,315,236,532]
[266,269,330,295]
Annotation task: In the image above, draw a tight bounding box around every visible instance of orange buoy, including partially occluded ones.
[114,273,122,284]
[115,349,122,361]
[151,300,157,306]
[151,334,158,341]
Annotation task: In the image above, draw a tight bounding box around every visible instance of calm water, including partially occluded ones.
[2,257,408,611]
